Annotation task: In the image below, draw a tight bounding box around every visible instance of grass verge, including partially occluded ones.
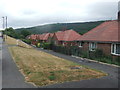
[6,36,107,86]
[9,46,107,86]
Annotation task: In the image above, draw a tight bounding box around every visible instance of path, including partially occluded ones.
[0,37,2,89]
[2,41,36,88]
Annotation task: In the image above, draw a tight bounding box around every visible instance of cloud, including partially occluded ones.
[0,0,119,29]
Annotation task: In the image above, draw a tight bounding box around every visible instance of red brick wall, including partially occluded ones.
[82,42,89,51]
[82,42,119,58]
[97,43,111,56]
[82,42,111,55]
[51,35,59,45]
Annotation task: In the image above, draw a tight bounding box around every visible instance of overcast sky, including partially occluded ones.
[0,0,119,29]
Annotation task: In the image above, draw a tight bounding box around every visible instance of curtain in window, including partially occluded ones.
[116,44,120,54]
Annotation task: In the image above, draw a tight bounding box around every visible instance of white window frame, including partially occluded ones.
[111,43,120,56]
[63,41,65,46]
[89,42,97,51]
[54,41,57,45]
[78,42,83,47]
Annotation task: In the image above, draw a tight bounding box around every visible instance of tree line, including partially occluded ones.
[3,27,31,39]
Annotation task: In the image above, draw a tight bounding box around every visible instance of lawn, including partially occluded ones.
[6,36,107,86]
[5,35,32,48]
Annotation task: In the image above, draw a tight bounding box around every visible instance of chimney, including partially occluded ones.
[118,1,120,21]
[118,11,120,21]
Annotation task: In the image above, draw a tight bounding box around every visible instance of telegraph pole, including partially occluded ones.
[2,17,4,29]
[6,16,7,29]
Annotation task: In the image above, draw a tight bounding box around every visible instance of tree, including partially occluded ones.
[4,27,19,38]
[21,30,31,38]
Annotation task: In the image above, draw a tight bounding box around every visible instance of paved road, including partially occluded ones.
[36,48,120,88]
[2,41,36,88]
[0,37,2,89]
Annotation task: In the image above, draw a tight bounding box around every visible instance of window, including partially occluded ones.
[111,43,120,55]
[89,42,97,51]
[54,41,57,45]
[62,41,65,46]
[78,42,83,47]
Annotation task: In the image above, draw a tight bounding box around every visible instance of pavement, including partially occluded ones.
[2,38,36,88]
[0,37,2,89]
[36,48,120,88]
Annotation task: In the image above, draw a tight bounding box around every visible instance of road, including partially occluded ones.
[36,48,120,88]
[0,37,2,89]
[2,39,36,88]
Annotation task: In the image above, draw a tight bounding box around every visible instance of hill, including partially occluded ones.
[15,20,105,35]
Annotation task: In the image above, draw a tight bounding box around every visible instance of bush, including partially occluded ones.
[94,49,104,58]
[48,75,56,81]
[42,43,51,49]
[37,43,40,48]
[22,39,31,44]
[112,57,120,65]
[81,51,89,58]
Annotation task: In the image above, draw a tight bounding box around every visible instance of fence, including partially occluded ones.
[50,45,120,66]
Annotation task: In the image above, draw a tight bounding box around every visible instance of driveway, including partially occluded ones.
[2,40,36,88]
[36,48,120,88]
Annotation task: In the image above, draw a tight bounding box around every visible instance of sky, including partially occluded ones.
[0,0,119,29]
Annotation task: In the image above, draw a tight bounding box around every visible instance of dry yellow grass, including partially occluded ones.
[5,35,16,45]
[5,35,32,48]
[6,36,107,86]
[9,46,107,86]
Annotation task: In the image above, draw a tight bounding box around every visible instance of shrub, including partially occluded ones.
[42,43,51,49]
[48,75,56,81]
[81,51,89,58]
[94,49,104,58]
[37,43,40,48]
[22,39,31,44]
[112,57,120,65]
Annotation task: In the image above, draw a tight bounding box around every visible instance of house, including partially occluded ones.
[38,33,54,43]
[118,10,120,21]
[51,29,82,46]
[76,20,120,58]
[38,33,49,42]
[27,33,54,45]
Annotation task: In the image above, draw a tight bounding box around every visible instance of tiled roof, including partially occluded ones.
[42,33,50,40]
[38,33,50,40]
[50,33,54,37]
[78,20,120,42]
[30,34,37,40]
[55,29,82,41]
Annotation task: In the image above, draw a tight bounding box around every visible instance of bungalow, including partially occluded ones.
[28,34,38,45]
[76,20,120,58]
[51,29,82,46]
[38,33,50,43]
[27,33,54,45]
[38,33,54,43]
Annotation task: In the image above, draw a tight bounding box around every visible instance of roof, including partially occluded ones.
[55,29,82,41]
[38,33,50,40]
[77,20,120,42]
[50,33,54,37]
[30,34,38,40]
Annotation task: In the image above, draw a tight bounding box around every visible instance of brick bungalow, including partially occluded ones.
[28,34,38,45]
[76,20,120,58]
[51,29,82,46]
[28,33,54,45]
[38,33,50,43]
